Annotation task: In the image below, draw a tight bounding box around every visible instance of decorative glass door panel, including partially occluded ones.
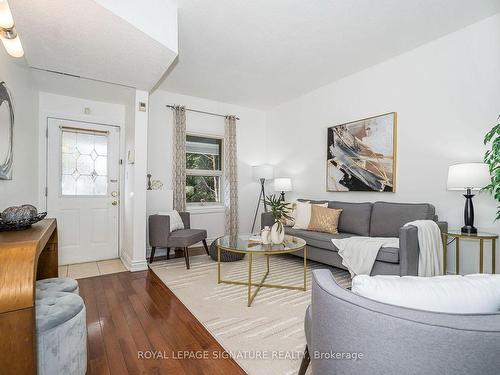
[61,128,109,196]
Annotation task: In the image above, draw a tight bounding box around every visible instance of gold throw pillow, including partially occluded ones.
[307,206,342,234]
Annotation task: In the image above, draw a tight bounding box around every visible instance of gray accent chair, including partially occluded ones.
[149,212,209,269]
[299,270,500,375]
[262,200,448,276]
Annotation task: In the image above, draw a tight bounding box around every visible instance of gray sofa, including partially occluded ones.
[300,270,500,374]
[262,200,447,276]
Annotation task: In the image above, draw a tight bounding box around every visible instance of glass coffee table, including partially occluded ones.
[215,234,307,307]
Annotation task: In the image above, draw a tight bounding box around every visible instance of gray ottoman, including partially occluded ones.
[209,237,246,262]
[36,292,87,375]
[36,277,79,296]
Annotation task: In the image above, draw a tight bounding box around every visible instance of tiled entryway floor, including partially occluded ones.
[59,258,127,279]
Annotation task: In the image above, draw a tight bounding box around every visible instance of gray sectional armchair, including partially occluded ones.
[301,270,500,374]
[262,200,447,276]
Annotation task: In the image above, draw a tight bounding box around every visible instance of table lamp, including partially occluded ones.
[251,164,274,233]
[274,178,292,201]
[447,163,491,234]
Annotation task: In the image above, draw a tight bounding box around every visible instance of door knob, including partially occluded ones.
[111,191,118,197]
[112,201,118,206]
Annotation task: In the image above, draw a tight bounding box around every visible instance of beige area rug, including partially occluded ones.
[150,254,351,375]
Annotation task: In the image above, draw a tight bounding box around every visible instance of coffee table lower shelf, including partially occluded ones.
[217,247,307,307]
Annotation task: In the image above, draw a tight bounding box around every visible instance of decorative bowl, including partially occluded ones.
[0,212,47,231]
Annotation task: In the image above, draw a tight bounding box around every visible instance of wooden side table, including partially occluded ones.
[0,219,58,375]
[443,230,498,275]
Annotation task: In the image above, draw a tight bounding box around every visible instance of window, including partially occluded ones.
[61,129,108,196]
[186,134,223,204]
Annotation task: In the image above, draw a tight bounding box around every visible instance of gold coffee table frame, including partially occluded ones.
[216,235,307,307]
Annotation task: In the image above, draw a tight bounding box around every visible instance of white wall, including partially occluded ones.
[95,0,178,53]
[120,90,149,271]
[147,90,267,252]
[0,54,38,210]
[266,14,500,275]
[122,93,135,267]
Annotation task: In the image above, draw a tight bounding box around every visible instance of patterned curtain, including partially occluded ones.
[172,106,186,211]
[224,116,239,234]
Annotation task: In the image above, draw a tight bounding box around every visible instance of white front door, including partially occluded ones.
[47,118,120,265]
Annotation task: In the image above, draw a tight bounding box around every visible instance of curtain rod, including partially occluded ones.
[166,104,240,120]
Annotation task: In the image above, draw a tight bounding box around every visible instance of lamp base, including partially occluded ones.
[461,225,477,235]
[461,189,477,235]
[250,178,267,234]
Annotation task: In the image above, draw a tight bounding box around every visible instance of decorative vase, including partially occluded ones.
[261,226,271,244]
[270,221,285,244]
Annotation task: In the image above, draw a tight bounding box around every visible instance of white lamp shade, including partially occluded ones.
[447,163,490,191]
[252,164,274,180]
[274,177,292,192]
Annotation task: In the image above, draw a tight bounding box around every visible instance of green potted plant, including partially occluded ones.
[264,194,293,244]
[484,117,500,220]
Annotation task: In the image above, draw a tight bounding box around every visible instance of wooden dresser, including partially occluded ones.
[0,219,58,375]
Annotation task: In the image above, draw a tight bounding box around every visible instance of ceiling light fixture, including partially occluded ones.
[0,0,23,58]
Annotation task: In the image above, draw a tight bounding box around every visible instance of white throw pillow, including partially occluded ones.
[281,201,309,226]
[158,210,184,231]
[293,201,328,230]
[352,274,500,313]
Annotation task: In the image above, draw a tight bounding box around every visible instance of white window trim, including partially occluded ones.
[185,168,223,177]
[186,132,224,207]
[186,204,225,213]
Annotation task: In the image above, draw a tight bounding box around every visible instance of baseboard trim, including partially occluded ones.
[121,251,148,272]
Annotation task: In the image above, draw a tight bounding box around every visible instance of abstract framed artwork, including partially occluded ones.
[0,81,14,180]
[327,112,397,192]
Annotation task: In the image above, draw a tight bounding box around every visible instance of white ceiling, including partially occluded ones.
[160,0,500,109]
[10,0,177,91]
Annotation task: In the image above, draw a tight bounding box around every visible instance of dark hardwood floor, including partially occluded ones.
[79,248,246,375]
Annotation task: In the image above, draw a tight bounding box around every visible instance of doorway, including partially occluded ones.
[46,118,120,265]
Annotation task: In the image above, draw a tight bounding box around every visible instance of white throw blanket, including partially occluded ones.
[404,220,443,277]
[332,237,399,277]
[333,220,443,277]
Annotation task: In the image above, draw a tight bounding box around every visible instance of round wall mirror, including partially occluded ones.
[0,81,14,180]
